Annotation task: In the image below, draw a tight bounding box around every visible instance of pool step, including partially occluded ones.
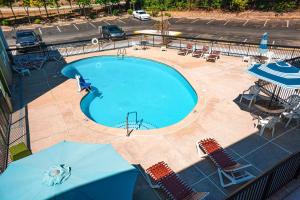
[114,120,157,130]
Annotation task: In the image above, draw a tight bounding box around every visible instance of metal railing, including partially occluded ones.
[126,111,138,137]
[6,33,300,64]
[226,152,300,200]
[0,90,11,173]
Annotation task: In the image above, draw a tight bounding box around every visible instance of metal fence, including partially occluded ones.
[7,33,300,63]
[0,90,11,173]
[226,152,300,200]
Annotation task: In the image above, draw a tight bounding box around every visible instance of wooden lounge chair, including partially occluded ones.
[178,43,193,56]
[205,50,221,62]
[197,138,255,188]
[145,161,209,200]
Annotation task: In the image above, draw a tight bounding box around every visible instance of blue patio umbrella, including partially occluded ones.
[259,32,269,55]
[0,141,138,200]
[248,61,300,89]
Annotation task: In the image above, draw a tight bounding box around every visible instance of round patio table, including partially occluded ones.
[254,99,285,115]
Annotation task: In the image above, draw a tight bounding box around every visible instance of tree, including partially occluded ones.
[95,0,109,14]
[21,0,32,23]
[41,0,49,19]
[76,0,91,18]
[49,0,61,19]
[66,0,73,13]
[30,0,43,16]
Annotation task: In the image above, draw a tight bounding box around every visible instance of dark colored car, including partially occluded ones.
[15,30,42,50]
[101,25,126,40]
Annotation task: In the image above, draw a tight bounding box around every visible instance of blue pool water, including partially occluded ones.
[62,56,198,130]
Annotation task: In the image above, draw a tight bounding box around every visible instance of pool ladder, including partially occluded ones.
[117,48,126,59]
[126,111,142,136]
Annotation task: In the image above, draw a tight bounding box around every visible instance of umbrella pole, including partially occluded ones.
[268,85,277,108]
[275,87,282,102]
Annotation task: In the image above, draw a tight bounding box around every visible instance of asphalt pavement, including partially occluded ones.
[3,17,300,47]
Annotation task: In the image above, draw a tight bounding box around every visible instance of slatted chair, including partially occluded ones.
[145,161,209,200]
[192,46,209,58]
[178,43,193,56]
[197,138,255,188]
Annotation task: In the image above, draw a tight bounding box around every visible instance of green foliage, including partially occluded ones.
[274,1,297,12]
[95,0,108,5]
[34,18,42,24]
[1,19,10,26]
[231,0,248,11]
[89,13,97,19]
[30,0,43,7]
[112,9,119,15]
[49,0,60,8]
[23,0,31,7]
[76,0,91,6]
[164,12,171,17]
[127,9,133,15]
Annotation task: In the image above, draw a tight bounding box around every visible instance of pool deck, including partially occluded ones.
[10,47,300,200]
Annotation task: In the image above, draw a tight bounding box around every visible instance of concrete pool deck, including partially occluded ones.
[10,47,300,199]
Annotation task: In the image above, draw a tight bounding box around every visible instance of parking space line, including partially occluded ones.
[56,26,61,32]
[191,19,199,24]
[286,20,289,28]
[243,38,247,42]
[195,34,202,38]
[224,20,230,25]
[103,20,110,25]
[218,36,223,40]
[272,41,275,45]
[206,19,214,24]
[38,28,42,35]
[243,19,249,26]
[117,19,126,24]
[89,22,96,29]
[73,24,79,30]
[175,18,183,23]
[263,19,269,27]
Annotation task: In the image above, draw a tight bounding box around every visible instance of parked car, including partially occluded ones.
[101,25,126,40]
[15,30,42,51]
[133,10,151,21]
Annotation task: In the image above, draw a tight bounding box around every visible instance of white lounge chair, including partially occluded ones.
[239,85,261,108]
[255,116,280,137]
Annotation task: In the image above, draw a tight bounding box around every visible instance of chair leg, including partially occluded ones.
[248,99,254,108]
[285,118,293,128]
[260,126,266,136]
[239,96,243,103]
[271,127,275,137]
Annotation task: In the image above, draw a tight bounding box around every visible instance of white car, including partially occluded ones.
[133,10,151,21]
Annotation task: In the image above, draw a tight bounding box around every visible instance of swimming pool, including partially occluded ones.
[62,56,198,130]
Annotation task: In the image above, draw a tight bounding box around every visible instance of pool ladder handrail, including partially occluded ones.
[126,111,137,136]
[117,48,126,59]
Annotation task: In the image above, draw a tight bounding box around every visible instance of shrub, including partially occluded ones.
[89,13,97,19]
[150,10,159,17]
[164,12,171,17]
[34,19,42,24]
[231,0,248,11]
[127,9,133,15]
[274,1,296,12]
[112,9,119,16]
[1,19,10,26]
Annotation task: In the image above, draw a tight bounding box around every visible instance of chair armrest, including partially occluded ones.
[242,88,250,94]
[225,164,252,172]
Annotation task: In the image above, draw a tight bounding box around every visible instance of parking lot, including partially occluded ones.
[4,17,300,46]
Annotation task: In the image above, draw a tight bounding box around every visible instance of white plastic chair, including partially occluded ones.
[281,108,300,128]
[239,85,261,108]
[255,116,280,137]
[283,95,300,112]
